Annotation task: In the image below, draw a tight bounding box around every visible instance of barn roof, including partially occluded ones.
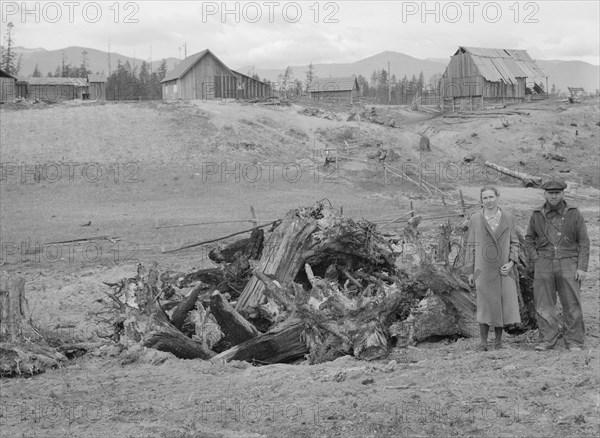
[308,76,358,92]
[88,74,106,82]
[24,77,89,86]
[231,70,270,86]
[0,68,17,79]
[454,46,547,85]
[161,49,236,83]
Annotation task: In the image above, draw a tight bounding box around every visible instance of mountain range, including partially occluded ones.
[13,46,599,93]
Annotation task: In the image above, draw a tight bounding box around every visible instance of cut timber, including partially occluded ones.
[213,320,307,363]
[485,161,542,186]
[210,290,259,351]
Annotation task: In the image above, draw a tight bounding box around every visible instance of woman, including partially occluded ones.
[464,186,521,351]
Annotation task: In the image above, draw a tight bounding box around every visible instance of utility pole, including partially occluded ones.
[61,50,66,77]
[108,39,111,75]
[149,44,152,74]
[184,43,187,58]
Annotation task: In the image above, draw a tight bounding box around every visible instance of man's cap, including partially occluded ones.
[541,180,567,191]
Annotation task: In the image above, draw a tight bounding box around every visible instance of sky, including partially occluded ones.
[2,1,599,68]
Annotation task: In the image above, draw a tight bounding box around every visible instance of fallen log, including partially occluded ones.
[210,290,260,352]
[485,160,542,186]
[170,284,206,330]
[213,320,307,363]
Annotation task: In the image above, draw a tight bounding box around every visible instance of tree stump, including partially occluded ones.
[0,273,66,376]
[0,274,27,342]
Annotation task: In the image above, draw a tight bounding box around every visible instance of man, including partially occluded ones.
[525,180,590,351]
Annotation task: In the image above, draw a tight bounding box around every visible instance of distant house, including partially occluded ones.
[0,68,17,102]
[160,49,271,100]
[308,76,360,103]
[87,74,107,100]
[21,77,89,101]
[440,46,548,109]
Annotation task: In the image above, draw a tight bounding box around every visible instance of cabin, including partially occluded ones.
[161,49,271,100]
[440,47,548,110]
[22,77,89,101]
[87,74,107,100]
[0,68,17,102]
[308,76,360,103]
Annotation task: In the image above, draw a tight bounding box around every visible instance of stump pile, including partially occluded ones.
[103,202,535,365]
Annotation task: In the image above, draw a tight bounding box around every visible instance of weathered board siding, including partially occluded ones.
[441,52,527,99]
[27,84,85,101]
[88,82,106,100]
[163,53,236,100]
[0,77,16,101]
[235,74,270,99]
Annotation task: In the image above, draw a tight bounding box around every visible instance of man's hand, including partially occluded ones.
[468,274,474,287]
[575,270,587,282]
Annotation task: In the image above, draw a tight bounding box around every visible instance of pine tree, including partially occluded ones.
[32,64,42,77]
[356,74,369,96]
[1,22,16,74]
[139,61,151,98]
[417,71,425,93]
[157,59,168,82]
[305,61,315,92]
[14,53,22,75]
[278,66,294,95]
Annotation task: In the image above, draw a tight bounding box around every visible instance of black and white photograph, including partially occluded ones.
[1,1,598,437]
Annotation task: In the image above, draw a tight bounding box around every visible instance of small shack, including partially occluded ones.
[440,46,548,110]
[87,74,107,100]
[0,68,17,102]
[308,76,360,103]
[24,77,89,101]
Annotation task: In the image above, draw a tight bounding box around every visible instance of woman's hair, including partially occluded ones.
[480,185,499,201]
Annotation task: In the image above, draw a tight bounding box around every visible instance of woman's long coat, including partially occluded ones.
[464,209,521,326]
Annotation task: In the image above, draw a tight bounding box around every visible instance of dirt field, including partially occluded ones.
[1,97,599,438]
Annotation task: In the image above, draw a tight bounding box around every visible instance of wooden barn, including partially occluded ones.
[161,49,270,100]
[308,76,360,103]
[87,74,107,100]
[440,46,548,109]
[23,77,89,101]
[0,68,17,102]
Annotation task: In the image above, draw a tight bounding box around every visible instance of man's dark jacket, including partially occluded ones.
[525,201,590,271]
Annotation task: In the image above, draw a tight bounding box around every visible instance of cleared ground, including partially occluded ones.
[1,97,599,437]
